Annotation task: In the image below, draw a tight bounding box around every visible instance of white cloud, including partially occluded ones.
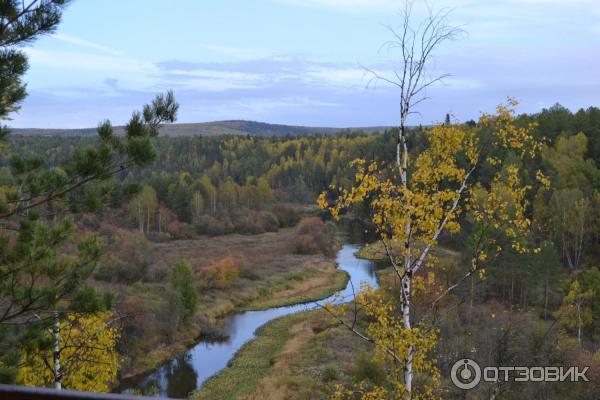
[203,44,269,59]
[165,68,263,82]
[24,47,155,73]
[52,33,123,56]
[306,66,367,82]
[234,96,339,112]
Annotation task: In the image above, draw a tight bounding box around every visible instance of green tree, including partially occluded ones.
[128,185,158,233]
[190,191,204,222]
[168,260,198,328]
[256,176,272,206]
[555,280,593,349]
[0,0,70,130]
[198,174,217,215]
[218,179,238,211]
[550,189,592,269]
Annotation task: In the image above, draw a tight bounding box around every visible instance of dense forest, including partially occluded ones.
[3,101,600,399]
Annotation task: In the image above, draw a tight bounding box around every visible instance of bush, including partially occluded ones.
[292,217,336,256]
[166,220,195,239]
[144,262,170,282]
[322,364,340,382]
[353,354,386,385]
[258,211,279,232]
[272,204,301,227]
[201,256,242,289]
[194,214,234,236]
[94,229,152,283]
[146,231,172,242]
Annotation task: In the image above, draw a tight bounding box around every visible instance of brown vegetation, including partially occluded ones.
[105,227,340,379]
[292,217,336,257]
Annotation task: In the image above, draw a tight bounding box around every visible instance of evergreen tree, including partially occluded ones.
[0,0,71,129]
[168,260,197,327]
[0,4,179,380]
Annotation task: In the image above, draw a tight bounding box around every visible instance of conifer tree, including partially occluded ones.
[0,2,179,385]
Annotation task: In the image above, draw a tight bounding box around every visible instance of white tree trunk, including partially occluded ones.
[53,311,61,390]
[401,274,413,395]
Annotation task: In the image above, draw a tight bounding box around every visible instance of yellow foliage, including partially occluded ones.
[320,102,543,399]
[17,312,120,392]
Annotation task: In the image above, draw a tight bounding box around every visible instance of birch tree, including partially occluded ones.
[318,2,545,398]
[17,312,120,392]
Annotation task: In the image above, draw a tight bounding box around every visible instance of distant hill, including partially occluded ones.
[12,120,393,137]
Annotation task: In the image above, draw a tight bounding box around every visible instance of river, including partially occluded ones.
[121,243,377,398]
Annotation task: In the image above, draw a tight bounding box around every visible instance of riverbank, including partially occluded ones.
[192,245,379,400]
[191,309,360,400]
[355,239,462,262]
[117,228,346,385]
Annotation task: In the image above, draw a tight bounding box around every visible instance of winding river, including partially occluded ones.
[122,244,377,398]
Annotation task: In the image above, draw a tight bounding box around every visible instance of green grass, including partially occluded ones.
[191,312,312,400]
[243,269,349,311]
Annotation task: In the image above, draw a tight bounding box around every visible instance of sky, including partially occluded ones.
[8,0,600,128]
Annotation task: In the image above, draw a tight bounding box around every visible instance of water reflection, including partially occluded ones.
[123,244,377,398]
[166,356,198,398]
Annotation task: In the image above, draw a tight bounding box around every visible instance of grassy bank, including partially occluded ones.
[191,241,466,400]
[355,239,461,262]
[117,228,346,381]
[191,309,366,400]
[243,267,348,311]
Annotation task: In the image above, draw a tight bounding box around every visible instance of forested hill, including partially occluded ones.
[12,120,392,137]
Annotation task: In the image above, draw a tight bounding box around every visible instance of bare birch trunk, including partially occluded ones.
[53,311,61,390]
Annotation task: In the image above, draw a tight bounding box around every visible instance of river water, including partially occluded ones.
[121,244,377,398]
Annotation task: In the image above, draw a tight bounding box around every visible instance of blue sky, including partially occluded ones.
[10,0,600,128]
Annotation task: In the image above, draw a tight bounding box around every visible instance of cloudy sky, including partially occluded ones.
[9,0,600,128]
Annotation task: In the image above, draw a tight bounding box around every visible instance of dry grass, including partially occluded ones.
[192,308,367,400]
[355,239,461,261]
[117,228,344,380]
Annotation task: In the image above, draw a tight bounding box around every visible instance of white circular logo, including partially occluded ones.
[451,358,481,390]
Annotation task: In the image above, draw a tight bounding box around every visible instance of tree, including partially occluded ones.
[555,280,593,349]
[550,189,591,269]
[190,191,204,223]
[198,175,217,215]
[16,311,120,392]
[256,177,272,206]
[0,83,177,386]
[218,179,238,211]
[318,3,543,398]
[128,185,158,233]
[0,0,71,127]
[0,92,177,325]
[169,260,198,328]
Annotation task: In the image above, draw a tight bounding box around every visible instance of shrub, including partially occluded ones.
[353,354,386,385]
[258,211,279,232]
[195,214,234,236]
[166,220,195,239]
[146,231,172,242]
[94,229,152,283]
[322,364,340,382]
[144,262,170,282]
[233,211,266,234]
[201,256,242,289]
[292,217,336,256]
[272,204,301,227]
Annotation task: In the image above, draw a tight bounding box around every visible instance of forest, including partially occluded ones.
[2,103,600,399]
[1,1,600,400]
